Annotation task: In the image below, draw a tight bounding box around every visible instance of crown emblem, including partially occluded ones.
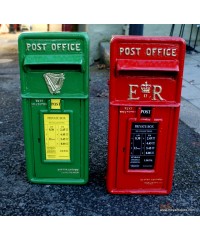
[44,73,65,94]
[141,81,151,94]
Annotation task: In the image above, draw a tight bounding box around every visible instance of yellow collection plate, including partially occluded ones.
[44,114,70,160]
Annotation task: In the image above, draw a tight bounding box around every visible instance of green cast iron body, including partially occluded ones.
[18,32,89,184]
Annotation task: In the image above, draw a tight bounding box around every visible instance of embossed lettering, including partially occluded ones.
[51,43,81,52]
[146,47,177,57]
[26,42,81,52]
[128,82,165,101]
[26,43,47,51]
[128,84,140,100]
[152,85,164,101]
[120,47,141,56]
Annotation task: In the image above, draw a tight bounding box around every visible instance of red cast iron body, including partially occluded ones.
[107,36,186,194]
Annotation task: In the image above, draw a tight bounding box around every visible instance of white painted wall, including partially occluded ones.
[31,24,62,32]
[49,24,62,32]
[79,24,124,64]
[31,24,48,32]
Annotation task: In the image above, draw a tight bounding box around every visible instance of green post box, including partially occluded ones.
[18,32,89,184]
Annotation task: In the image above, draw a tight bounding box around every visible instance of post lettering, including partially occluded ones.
[26,43,47,51]
[119,47,141,56]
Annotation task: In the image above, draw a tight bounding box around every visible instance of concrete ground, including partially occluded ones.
[181,53,200,134]
[0,33,200,216]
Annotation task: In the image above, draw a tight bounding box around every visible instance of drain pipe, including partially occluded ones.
[129,24,144,35]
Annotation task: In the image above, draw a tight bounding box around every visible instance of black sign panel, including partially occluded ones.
[141,107,152,117]
[129,122,158,169]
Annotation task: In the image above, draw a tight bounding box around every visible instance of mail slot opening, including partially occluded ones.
[117,70,178,78]
[26,64,82,71]
[116,59,179,77]
[24,54,84,72]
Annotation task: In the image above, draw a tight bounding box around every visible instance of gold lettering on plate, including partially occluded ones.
[140,178,163,185]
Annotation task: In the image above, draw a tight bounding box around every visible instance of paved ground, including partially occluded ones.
[181,53,200,134]
[0,33,200,216]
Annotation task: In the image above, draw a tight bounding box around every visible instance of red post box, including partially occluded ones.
[107,36,186,194]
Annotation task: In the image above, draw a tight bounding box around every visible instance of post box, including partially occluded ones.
[107,36,186,194]
[18,32,89,184]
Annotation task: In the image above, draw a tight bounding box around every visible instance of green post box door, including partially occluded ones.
[18,32,89,184]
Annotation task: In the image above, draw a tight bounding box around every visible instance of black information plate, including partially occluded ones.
[129,122,158,169]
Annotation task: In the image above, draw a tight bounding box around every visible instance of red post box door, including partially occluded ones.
[114,106,180,194]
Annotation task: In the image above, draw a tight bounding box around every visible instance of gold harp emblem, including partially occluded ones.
[44,73,65,94]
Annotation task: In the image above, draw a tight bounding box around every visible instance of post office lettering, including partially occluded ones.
[26,43,81,52]
[119,46,177,57]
